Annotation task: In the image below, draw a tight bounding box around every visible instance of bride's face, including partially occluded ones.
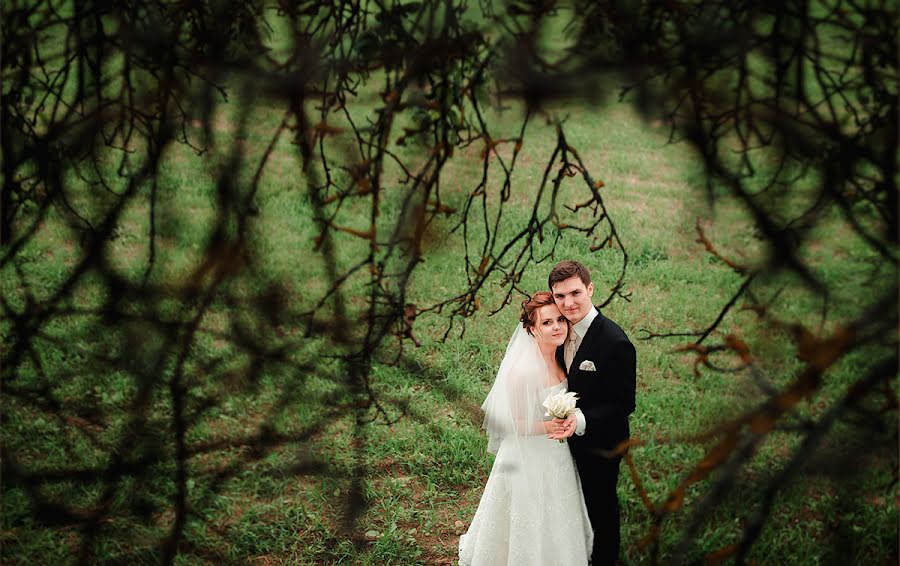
[534,304,568,347]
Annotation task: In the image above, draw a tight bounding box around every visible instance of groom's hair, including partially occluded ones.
[548,260,591,289]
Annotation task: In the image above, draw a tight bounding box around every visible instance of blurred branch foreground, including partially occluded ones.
[2,0,897,564]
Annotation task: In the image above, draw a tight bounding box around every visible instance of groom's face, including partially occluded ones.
[551,275,594,324]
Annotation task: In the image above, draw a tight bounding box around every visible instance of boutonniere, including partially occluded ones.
[579,360,597,372]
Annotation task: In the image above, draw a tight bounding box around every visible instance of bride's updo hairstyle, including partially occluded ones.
[520,291,556,336]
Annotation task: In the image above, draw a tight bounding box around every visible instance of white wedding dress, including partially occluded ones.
[458,378,594,566]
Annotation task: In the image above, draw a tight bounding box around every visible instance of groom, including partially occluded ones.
[549,260,636,565]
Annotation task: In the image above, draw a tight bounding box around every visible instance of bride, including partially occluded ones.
[459,291,593,565]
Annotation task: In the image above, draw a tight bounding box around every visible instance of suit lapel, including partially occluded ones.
[571,307,603,376]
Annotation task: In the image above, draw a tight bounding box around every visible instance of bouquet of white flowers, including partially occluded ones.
[542,390,579,443]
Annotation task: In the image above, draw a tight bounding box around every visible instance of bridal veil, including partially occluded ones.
[480,324,553,490]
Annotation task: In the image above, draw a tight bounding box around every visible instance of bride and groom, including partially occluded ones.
[458,260,637,565]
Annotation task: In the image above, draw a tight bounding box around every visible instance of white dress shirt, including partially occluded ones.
[567,307,597,436]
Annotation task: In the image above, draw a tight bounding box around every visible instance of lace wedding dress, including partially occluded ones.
[458,379,594,565]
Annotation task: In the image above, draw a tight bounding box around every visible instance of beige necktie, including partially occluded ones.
[565,331,579,372]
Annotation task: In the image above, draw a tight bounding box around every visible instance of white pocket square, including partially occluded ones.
[579,360,597,372]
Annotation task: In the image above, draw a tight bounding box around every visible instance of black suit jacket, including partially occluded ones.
[557,307,636,460]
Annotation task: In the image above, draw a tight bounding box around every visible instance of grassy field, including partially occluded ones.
[2,7,897,565]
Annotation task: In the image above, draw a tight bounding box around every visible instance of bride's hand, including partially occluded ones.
[544,420,564,436]
[548,416,576,439]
